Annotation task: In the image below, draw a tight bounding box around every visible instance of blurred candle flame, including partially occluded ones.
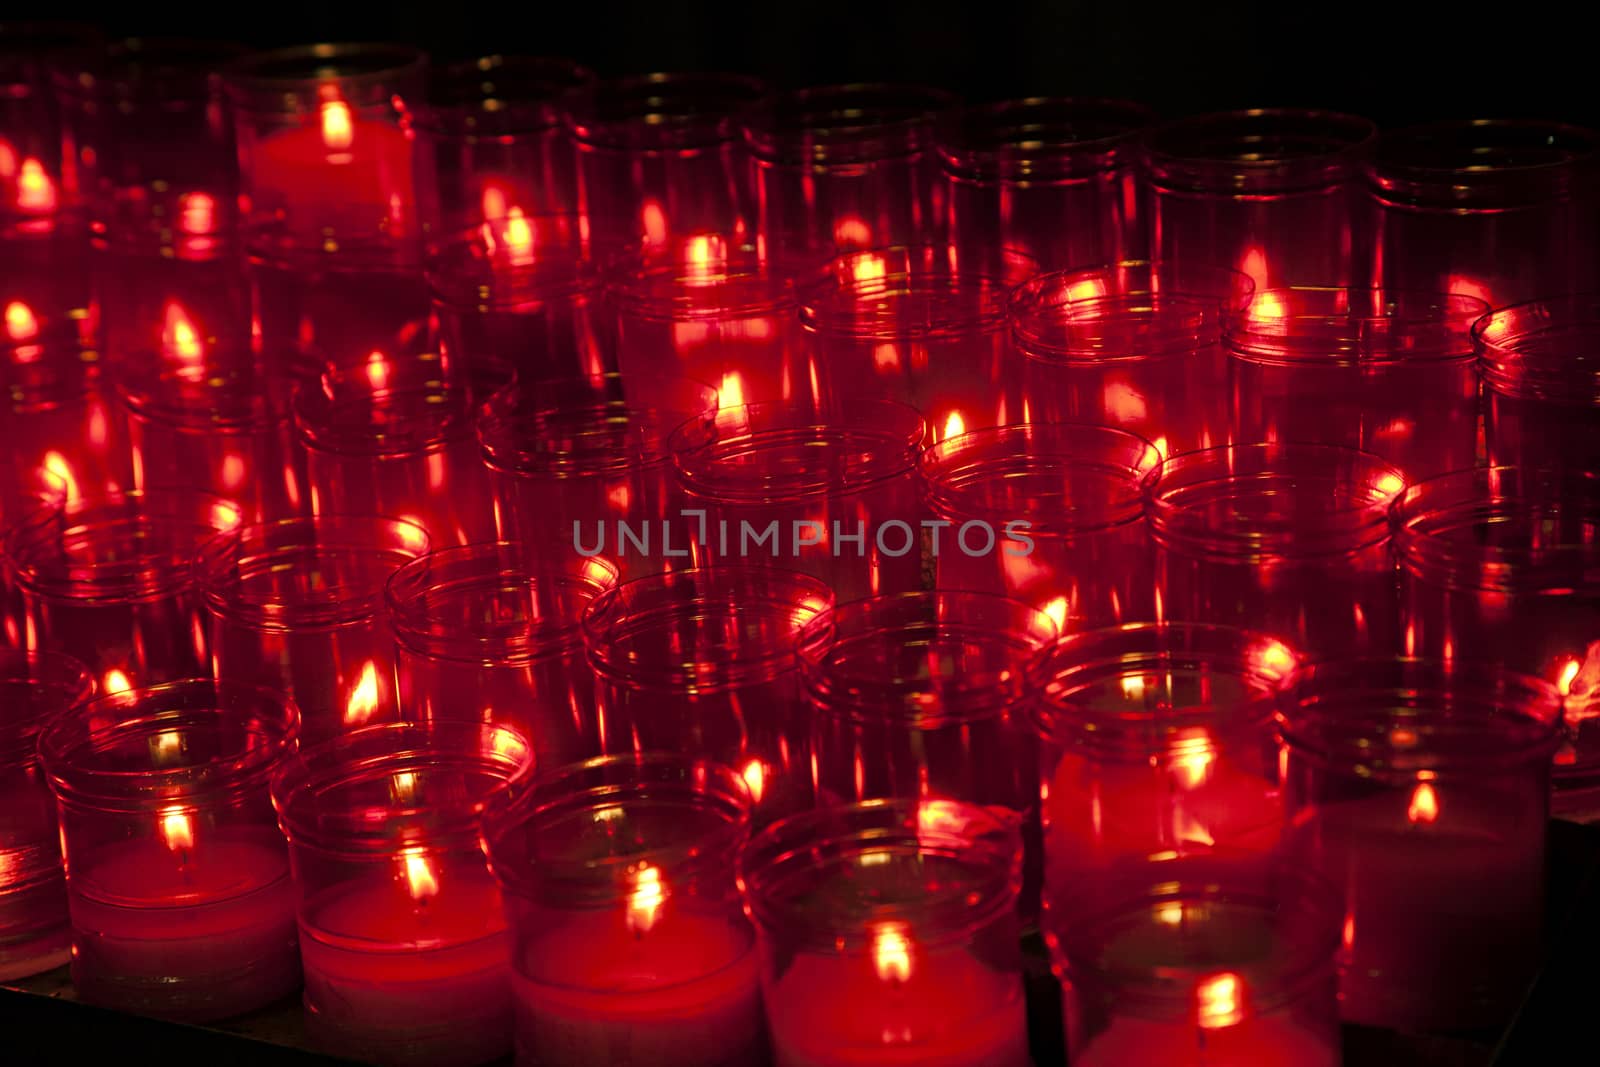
[941,411,966,443]
[1065,277,1108,303]
[149,729,183,766]
[1558,657,1581,698]
[1407,782,1439,825]
[103,668,132,695]
[1121,674,1148,700]
[1156,902,1184,926]
[641,200,668,249]
[872,922,913,984]
[178,192,216,236]
[627,862,666,935]
[345,661,381,725]
[1197,972,1244,1029]
[5,300,38,341]
[162,301,204,367]
[16,158,56,213]
[718,371,745,410]
[833,216,872,248]
[851,253,887,285]
[1248,638,1297,680]
[740,759,767,805]
[1374,471,1405,499]
[1238,247,1269,292]
[40,451,79,505]
[366,350,390,391]
[403,850,439,901]
[1040,596,1068,633]
[160,807,195,854]
[390,771,418,805]
[321,100,355,153]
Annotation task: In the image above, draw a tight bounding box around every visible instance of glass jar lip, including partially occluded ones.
[1225,287,1489,366]
[1277,657,1564,777]
[1143,108,1377,193]
[583,566,835,692]
[272,719,534,855]
[739,798,1021,952]
[608,246,796,321]
[426,217,601,309]
[1029,622,1301,755]
[115,359,287,431]
[671,400,927,505]
[414,54,595,136]
[293,373,476,457]
[0,648,94,757]
[55,36,246,100]
[797,590,1058,725]
[742,82,959,165]
[1145,443,1404,562]
[937,96,1156,181]
[196,514,431,631]
[1046,259,1257,317]
[798,244,1032,341]
[1474,293,1600,405]
[482,752,753,901]
[920,421,1161,533]
[1370,119,1600,209]
[1011,280,1224,365]
[1392,465,1600,593]
[566,71,769,151]
[222,41,428,104]
[38,678,300,810]
[1,22,102,82]
[385,542,619,665]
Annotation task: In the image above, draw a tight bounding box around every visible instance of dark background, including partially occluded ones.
[68,1,1594,128]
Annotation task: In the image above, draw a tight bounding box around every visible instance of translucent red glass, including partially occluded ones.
[1047,259,1256,310]
[1476,294,1600,474]
[1,23,97,228]
[938,97,1154,271]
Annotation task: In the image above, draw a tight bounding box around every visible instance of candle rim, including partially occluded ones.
[293,376,476,458]
[1010,284,1224,365]
[741,82,959,167]
[1473,293,1600,405]
[567,71,769,152]
[1142,108,1377,194]
[798,244,1032,341]
[1225,286,1487,367]
[416,54,595,137]
[609,256,797,322]
[937,96,1155,182]
[1046,259,1258,317]
[115,359,287,431]
[425,218,602,308]
[54,36,246,104]
[0,647,94,760]
[1371,118,1600,210]
[221,42,426,108]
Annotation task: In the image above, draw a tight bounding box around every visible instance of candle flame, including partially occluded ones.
[365,350,390,391]
[160,807,195,853]
[1172,745,1214,790]
[1558,657,1582,698]
[503,207,535,266]
[16,158,57,213]
[1238,247,1269,292]
[1196,972,1244,1029]
[684,234,724,274]
[941,411,966,443]
[481,183,510,224]
[220,453,247,491]
[872,342,902,373]
[39,451,79,505]
[1407,782,1439,825]
[1064,278,1108,303]
[1374,471,1405,500]
[321,101,355,152]
[718,371,746,410]
[5,300,38,341]
[1121,674,1148,699]
[872,922,913,984]
[1040,596,1069,633]
[345,661,381,725]
[641,200,668,250]
[178,192,216,236]
[162,301,204,366]
[1248,638,1297,680]
[852,253,888,286]
[403,850,439,901]
[1156,902,1184,926]
[627,862,666,935]
[103,668,132,695]
[833,215,872,249]
[1102,381,1147,424]
[390,771,418,804]
[149,729,184,766]
[740,759,767,804]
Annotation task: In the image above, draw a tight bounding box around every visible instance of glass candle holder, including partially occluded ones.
[1278,657,1563,1032]
[670,398,927,603]
[386,543,618,770]
[1047,258,1256,311]
[1146,443,1404,659]
[1045,852,1342,1066]
[1226,287,1487,480]
[197,514,429,744]
[583,567,833,822]
[1,22,97,229]
[37,677,301,1020]
[271,719,535,1065]
[611,235,813,410]
[1393,466,1600,815]
[1476,294,1600,474]
[1367,120,1600,307]
[799,244,1036,436]
[1143,109,1376,290]
[920,422,1161,628]
[938,97,1154,271]
[1031,623,1299,887]
[743,84,958,275]
[568,72,767,253]
[0,648,92,981]
[482,753,763,1067]
[740,798,1029,1067]
[7,487,241,688]
[295,351,492,546]
[481,372,717,581]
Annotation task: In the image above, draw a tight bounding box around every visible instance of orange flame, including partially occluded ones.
[1040,596,1069,633]
[1248,638,1297,680]
[740,759,767,805]
[345,661,381,725]
[851,253,888,286]
[150,729,184,766]
[480,183,510,224]
[162,301,204,366]
[641,200,668,249]
[321,101,355,152]
[5,300,38,341]
[1558,657,1581,698]
[103,668,132,695]
[627,862,666,935]
[1374,471,1405,499]
[178,192,216,236]
[365,350,390,391]
[40,451,80,505]
[1407,782,1439,825]
[403,850,439,901]
[16,158,56,213]
[1238,247,1269,292]
[160,807,195,853]
[1172,742,1215,790]
[1196,972,1245,1029]
[833,216,872,248]
[872,922,913,984]
[718,371,746,410]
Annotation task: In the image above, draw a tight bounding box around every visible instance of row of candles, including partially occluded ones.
[0,25,1595,1067]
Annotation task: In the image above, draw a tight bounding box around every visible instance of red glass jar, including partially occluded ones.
[938,97,1154,271]
[1226,287,1487,480]
[568,72,767,253]
[1048,258,1256,310]
[7,488,240,688]
[743,84,958,275]
[272,719,535,1065]
[1476,294,1600,474]
[671,398,927,603]
[1046,853,1341,1066]
[1144,109,1376,290]
[481,372,717,582]
[800,244,1036,436]
[482,753,763,1067]
[197,514,429,744]
[611,235,812,410]
[920,422,1161,628]
[1,22,96,229]
[38,677,301,1020]
[1032,623,1298,886]
[583,567,832,822]
[1278,658,1562,1032]
[740,798,1029,1067]
[1367,120,1600,307]
[1393,466,1600,816]
[1145,443,1404,659]
[0,648,92,981]
[386,543,618,770]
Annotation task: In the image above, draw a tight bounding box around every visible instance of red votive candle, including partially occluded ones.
[1031,623,1298,884]
[937,97,1154,271]
[568,72,767,253]
[800,244,1036,436]
[0,648,92,981]
[197,515,429,744]
[386,543,618,770]
[742,84,958,275]
[1146,443,1404,659]
[1,22,95,228]
[1476,294,1600,474]
[1367,120,1600,307]
[583,567,833,821]
[740,798,1029,1067]
[1143,109,1376,290]
[7,488,240,688]
[481,372,716,579]
[1278,658,1562,1032]
[38,677,301,1020]
[1045,852,1342,1066]
[920,422,1161,628]
[1393,466,1600,817]
[1226,287,1487,480]
[671,399,927,603]
[272,719,535,1065]
[482,753,764,1067]
[611,235,814,410]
